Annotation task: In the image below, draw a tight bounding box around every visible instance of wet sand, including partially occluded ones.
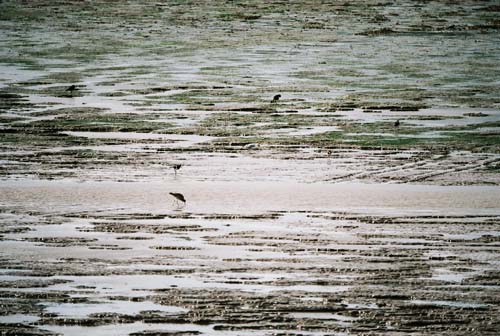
[1,180,499,335]
[1,1,500,335]
[2,179,500,214]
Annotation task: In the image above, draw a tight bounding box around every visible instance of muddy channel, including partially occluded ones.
[1,1,499,335]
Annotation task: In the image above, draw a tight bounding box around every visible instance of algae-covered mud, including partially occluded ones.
[1,1,499,335]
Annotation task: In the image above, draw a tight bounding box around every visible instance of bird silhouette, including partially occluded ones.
[66,85,77,92]
[271,94,281,102]
[394,119,400,128]
[65,84,78,96]
[172,164,182,175]
[169,192,186,207]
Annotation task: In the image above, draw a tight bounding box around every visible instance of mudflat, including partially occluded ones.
[1,1,499,335]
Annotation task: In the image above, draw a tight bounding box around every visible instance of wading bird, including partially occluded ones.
[169,192,186,207]
[272,94,281,102]
[394,119,400,128]
[172,164,182,175]
[66,84,77,93]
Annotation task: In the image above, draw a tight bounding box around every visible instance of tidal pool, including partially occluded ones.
[1,1,499,335]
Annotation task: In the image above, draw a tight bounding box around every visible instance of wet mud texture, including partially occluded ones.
[1,1,500,335]
[1,209,499,335]
[0,0,499,184]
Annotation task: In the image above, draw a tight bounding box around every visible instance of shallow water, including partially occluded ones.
[2,179,499,215]
[43,301,187,318]
[1,1,500,335]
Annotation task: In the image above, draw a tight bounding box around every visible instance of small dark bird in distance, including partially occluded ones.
[169,192,186,205]
[172,164,182,175]
[66,84,77,92]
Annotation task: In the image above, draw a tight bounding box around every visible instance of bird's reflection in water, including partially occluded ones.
[169,192,186,210]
